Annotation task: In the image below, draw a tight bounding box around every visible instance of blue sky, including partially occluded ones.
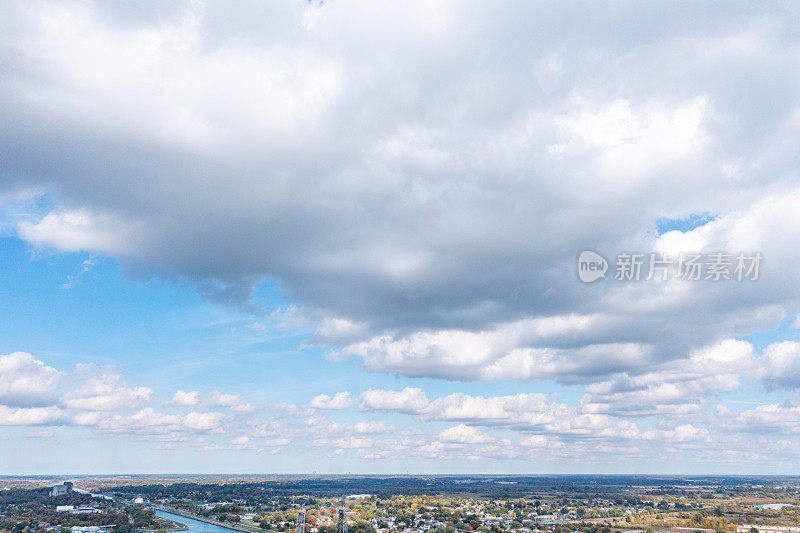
[3,0,800,475]
[2,229,800,475]
[0,235,582,404]
[0,235,591,474]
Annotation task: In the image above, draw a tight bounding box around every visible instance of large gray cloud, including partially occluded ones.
[4,0,800,383]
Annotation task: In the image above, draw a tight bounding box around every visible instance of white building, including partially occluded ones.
[71,506,102,515]
[754,504,795,511]
[57,505,101,515]
[55,505,100,514]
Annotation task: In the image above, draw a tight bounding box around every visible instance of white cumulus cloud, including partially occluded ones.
[309,391,355,410]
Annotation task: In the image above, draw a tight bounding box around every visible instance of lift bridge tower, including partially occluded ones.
[296,510,306,533]
[337,497,347,533]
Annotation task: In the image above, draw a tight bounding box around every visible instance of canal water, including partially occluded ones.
[155,510,243,533]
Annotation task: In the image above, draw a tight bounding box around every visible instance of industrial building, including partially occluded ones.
[50,482,73,497]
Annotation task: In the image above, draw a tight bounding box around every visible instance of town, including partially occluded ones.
[2,477,799,533]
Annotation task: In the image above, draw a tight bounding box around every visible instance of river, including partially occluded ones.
[155,510,244,533]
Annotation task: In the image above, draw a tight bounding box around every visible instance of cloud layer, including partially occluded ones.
[1,350,800,468]
[5,1,800,363]
[4,0,800,469]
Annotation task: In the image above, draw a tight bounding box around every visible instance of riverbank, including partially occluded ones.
[149,515,188,532]
[139,525,188,533]
[154,507,263,533]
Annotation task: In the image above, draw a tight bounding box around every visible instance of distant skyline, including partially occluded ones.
[3,1,800,475]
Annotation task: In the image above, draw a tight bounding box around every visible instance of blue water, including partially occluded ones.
[156,510,243,533]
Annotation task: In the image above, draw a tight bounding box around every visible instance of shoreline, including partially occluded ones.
[155,517,189,532]
[154,507,264,533]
